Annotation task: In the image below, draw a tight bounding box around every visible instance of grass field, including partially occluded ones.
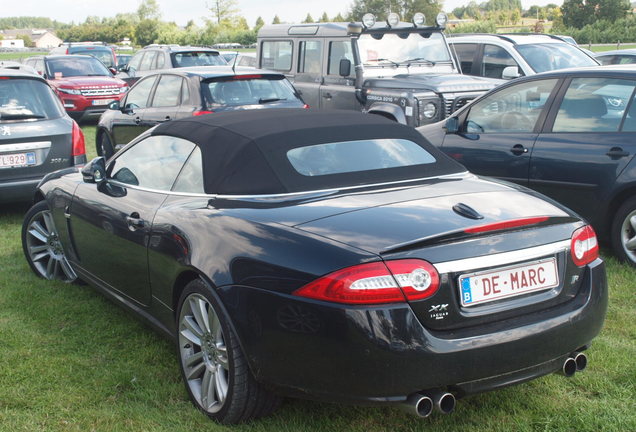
[0,126,634,431]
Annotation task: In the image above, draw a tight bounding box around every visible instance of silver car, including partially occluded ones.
[0,68,87,203]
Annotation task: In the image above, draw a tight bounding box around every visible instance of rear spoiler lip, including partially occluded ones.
[379,216,580,256]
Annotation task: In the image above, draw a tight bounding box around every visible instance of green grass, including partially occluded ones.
[589,44,636,53]
[0,52,48,62]
[0,127,634,431]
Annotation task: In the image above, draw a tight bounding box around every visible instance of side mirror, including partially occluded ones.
[109,67,117,75]
[108,100,120,110]
[122,103,138,114]
[81,157,106,184]
[444,116,460,134]
[502,66,521,80]
[339,58,351,77]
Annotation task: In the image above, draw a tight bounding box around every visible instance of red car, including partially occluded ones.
[24,55,128,122]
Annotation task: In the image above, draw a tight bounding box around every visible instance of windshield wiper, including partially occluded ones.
[403,58,436,66]
[259,98,286,104]
[0,114,45,120]
[375,58,400,67]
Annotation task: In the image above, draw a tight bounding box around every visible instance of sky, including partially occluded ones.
[1,0,563,28]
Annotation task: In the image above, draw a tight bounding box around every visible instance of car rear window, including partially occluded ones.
[47,57,111,78]
[203,76,299,106]
[0,78,64,122]
[287,139,436,176]
[171,51,225,67]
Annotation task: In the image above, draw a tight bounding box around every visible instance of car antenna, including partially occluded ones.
[232,50,238,74]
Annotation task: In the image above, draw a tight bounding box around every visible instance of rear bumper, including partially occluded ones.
[0,176,41,203]
[219,258,607,403]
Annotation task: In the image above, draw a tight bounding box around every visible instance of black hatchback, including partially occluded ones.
[96,66,306,158]
[418,65,636,266]
[0,69,86,203]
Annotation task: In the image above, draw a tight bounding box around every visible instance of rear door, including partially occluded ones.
[441,78,560,185]
[530,76,636,226]
[111,75,157,146]
[293,39,323,108]
[69,134,197,306]
[142,74,184,125]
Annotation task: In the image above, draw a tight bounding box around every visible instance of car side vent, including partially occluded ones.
[453,203,484,220]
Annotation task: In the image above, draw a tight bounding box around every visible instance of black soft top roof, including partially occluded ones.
[151,109,465,195]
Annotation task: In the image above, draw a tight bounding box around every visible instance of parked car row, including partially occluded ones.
[1,19,630,426]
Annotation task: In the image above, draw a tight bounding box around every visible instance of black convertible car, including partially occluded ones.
[22,110,607,423]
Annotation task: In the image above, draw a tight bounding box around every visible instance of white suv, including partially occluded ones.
[447,34,599,80]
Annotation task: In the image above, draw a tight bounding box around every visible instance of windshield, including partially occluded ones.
[0,78,64,121]
[46,56,111,78]
[515,43,597,73]
[203,76,300,106]
[171,51,226,67]
[358,32,452,67]
[72,49,114,68]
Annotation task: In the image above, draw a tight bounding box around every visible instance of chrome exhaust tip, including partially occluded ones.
[433,392,456,414]
[573,352,588,371]
[400,393,434,418]
[560,357,577,377]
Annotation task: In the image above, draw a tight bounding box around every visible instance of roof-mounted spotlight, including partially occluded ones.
[436,12,448,28]
[387,13,400,27]
[362,13,376,28]
[413,12,426,27]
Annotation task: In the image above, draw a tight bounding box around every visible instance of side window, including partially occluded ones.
[151,75,183,107]
[327,41,354,76]
[125,76,157,109]
[553,77,636,133]
[298,40,322,74]
[466,78,558,133]
[172,147,204,193]
[139,51,157,71]
[181,79,190,104]
[155,53,166,69]
[482,45,520,79]
[109,135,196,190]
[619,56,636,65]
[127,52,144,71]
[452,43,478,75]
[261,41,293,72]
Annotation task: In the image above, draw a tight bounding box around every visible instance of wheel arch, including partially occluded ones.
[367,102,405,124]
[606,186,636,237]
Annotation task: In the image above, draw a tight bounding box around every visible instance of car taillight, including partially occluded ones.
[571,225,598,267]
[193,110,214,116]
[71,120,86,159]
[303,104,310,109]
[293,259,439,305]
[464,216,549,234]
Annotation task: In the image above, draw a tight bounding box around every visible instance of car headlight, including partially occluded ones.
[58,88,82,95]
[119,86,128,94]
[417,99,439,125]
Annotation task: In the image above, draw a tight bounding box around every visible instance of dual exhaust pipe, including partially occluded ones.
[401,351,588,418]
[401,390,455,418]
[560,351,588,377]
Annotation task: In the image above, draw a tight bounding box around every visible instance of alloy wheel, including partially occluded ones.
[620,210,636,264]
[178,293,229,414]
[25,208,77,282]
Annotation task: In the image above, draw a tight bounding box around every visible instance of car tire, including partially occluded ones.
[611,196,636,267]
[98,132,115,159]
[21,200,78,282]
[176,279,280,424]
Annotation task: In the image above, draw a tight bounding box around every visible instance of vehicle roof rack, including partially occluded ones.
[499,33,566,42]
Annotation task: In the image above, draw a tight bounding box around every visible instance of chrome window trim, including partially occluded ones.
[0,141,51,153]
[434,240,571,274]
[109,171,471,198]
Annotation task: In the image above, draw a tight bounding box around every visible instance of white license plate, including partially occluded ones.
[0,152,36,168]
[92,98,115,106]
[459,258,559,307]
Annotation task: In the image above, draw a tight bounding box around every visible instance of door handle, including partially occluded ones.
[134,116,141,125]
[606,147,630,159]
[126,212,145,231]
[322,92,332,99]
[158,116,171,123]
[510,144,528,156]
